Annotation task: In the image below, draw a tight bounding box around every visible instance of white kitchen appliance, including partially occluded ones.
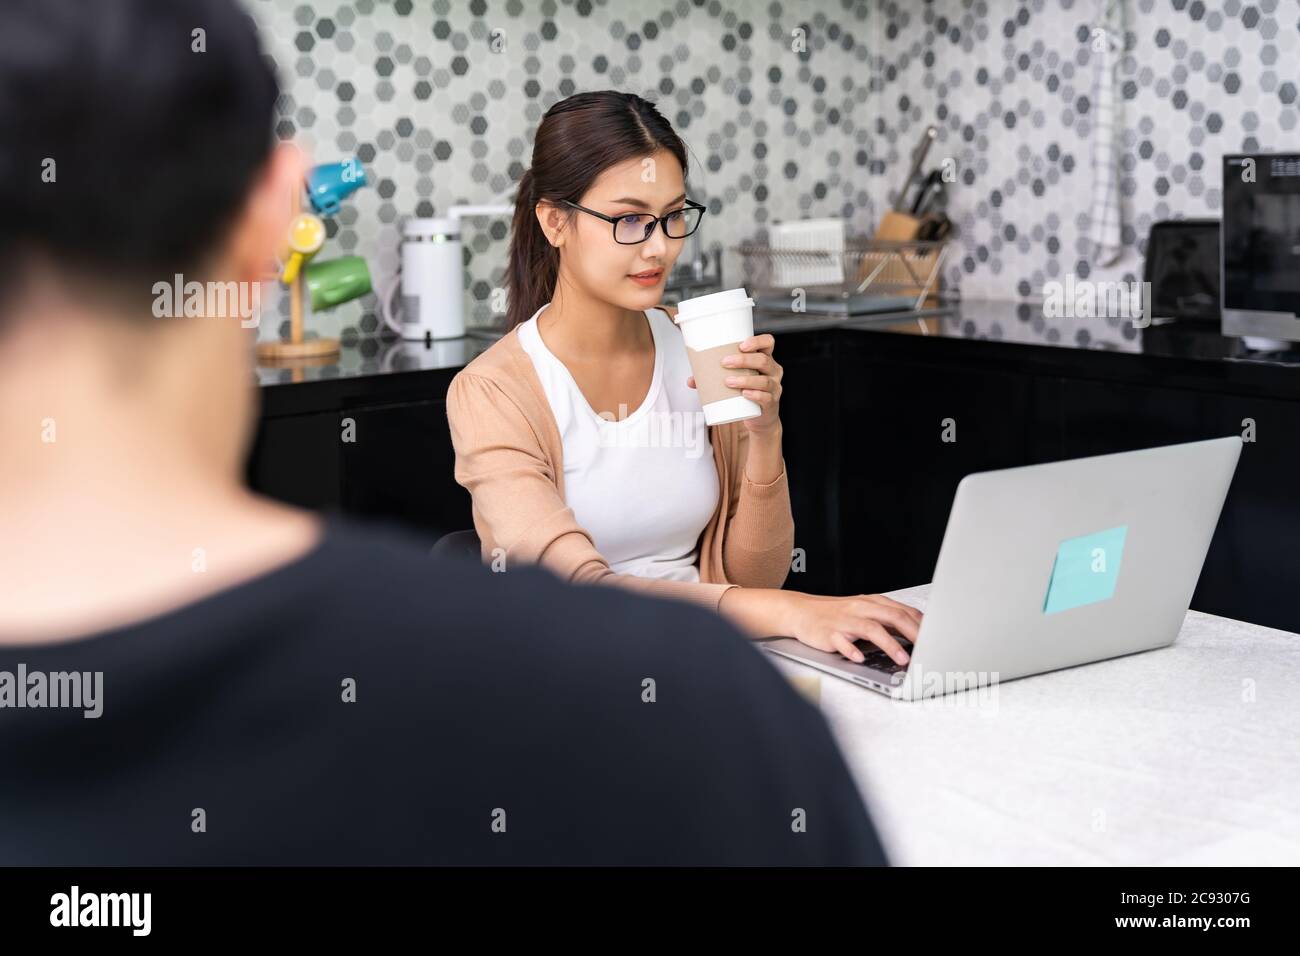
[381,199,514,341]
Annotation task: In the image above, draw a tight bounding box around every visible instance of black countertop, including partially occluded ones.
[255,299,1300,413]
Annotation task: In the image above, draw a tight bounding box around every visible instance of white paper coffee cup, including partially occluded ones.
[672,288,764,426]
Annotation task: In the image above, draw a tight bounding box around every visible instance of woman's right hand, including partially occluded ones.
[780,592,922,665]
[719,587,923,665]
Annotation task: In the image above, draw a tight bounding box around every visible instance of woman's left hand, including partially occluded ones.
[687,333,783,435]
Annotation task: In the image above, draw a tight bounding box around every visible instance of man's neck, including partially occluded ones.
[0,449,321,645]
[0,309,320,646]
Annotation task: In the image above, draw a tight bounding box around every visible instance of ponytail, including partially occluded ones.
[505,167,562,329]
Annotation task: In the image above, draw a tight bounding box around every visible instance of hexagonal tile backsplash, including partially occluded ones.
[250,0,1300,346]
[251,0,884,344]
[869,0,1300,305]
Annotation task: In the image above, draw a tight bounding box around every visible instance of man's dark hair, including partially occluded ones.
[0,0,278,315]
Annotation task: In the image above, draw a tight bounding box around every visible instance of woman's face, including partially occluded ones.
[542,148,692,313]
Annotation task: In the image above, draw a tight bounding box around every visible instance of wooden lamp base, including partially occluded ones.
[256,337,340,363]
[257,183,343,367]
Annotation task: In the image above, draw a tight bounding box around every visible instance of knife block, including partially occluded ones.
[874,210,923,242]
[861,211,941,305]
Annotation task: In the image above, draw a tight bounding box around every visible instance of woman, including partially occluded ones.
[447,91,921,666]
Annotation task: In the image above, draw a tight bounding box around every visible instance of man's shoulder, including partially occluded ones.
[319,517,755,671]
[308,518,820,755]
[255,517,883,864]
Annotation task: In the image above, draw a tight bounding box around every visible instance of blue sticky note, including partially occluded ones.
[1043,525,1127,615]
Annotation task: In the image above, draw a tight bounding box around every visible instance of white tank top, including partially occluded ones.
[516,303,720,582]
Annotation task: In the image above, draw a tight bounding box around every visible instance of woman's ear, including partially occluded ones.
[534,201,568,249]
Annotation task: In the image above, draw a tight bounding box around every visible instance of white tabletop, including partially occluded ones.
[767,584,1300,866]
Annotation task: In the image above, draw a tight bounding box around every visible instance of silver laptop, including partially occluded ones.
[763,436,1243,701]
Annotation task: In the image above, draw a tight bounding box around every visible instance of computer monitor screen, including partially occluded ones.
[1222,154,1300,319]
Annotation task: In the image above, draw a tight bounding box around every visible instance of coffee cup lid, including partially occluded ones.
[672,287,754,324]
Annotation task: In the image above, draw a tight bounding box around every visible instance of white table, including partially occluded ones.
[767,584,1300,866]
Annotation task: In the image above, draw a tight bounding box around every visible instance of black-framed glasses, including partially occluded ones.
[561,198,706,244]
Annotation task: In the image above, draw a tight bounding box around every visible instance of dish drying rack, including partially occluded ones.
[733,228,951,316]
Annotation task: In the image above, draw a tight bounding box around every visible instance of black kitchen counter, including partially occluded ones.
[256,299,1300,416]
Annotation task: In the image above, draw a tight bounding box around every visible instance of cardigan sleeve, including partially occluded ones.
[445,370,737,614]
[718,424,796,590]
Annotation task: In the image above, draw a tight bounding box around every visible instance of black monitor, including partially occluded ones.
[1222,153,1300,344]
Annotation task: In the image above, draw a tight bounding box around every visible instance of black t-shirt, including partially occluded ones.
[0,516,886,865]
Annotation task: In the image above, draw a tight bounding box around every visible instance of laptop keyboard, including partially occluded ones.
[852,638,913,674]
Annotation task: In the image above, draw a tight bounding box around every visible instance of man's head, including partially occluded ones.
[0,0,296,315]
[0,0,301,476]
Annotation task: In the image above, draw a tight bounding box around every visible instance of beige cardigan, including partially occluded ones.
[445,308,795,613]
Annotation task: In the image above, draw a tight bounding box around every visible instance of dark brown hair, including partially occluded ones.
[505,91,690,329]
[0,0,277,321]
